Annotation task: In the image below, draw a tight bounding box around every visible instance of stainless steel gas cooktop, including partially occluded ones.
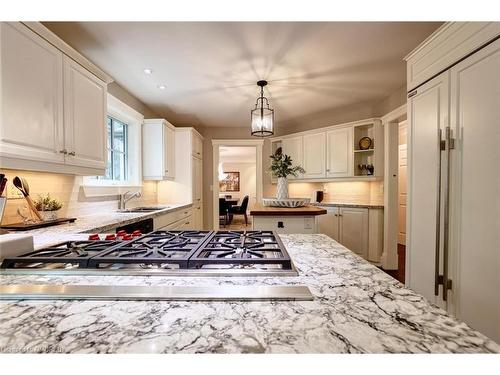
[0,230,298,276]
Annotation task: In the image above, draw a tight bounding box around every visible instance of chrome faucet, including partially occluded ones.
[119,191,142,210]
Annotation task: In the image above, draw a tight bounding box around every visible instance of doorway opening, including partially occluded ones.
[212,140,264,230]
[381,104,407,282]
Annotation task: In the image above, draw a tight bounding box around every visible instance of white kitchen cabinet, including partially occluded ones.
[326,127,353,177]
[192,156,203,229]
[192,132,203,159]
[406,25,500,342]
[303,132,326,178]
[156,128,204,229]
[0,22,111,175]
[317,205,383,262]
[339,207,368,259]
[0,22,65,164]
[317,206,340,241]
[281,136,303,179]
[142,119,175,180]
[63,56,107,169]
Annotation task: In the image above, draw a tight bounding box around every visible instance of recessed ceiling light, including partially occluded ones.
[143,68,153,75]
[157,85,166,90]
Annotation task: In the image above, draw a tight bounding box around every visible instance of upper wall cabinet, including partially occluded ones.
[281,136,303,179]
[142,119,176,180]
[326,127,353,178]
[0,22,112,175]
[405,22,500,91]
[0,22,65,164]
[63,56,107,170]
[192,132,203,159]
[303,132,326,178]
[271,118,383,182]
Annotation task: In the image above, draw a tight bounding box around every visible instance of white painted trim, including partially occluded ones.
[21,22,113,84]
[380,104,406,124]
[270,117,380,141]
[380,105,407,270]
[212,139,263,230]
[83,94,145,189]
[404,23,453,61]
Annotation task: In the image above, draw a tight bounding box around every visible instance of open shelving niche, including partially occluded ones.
[353,122,376,177]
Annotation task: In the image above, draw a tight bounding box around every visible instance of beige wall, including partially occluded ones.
[0,169,157,225]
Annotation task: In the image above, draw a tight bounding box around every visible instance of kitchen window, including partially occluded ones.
[96,116,129,181]
[83,94,144,190]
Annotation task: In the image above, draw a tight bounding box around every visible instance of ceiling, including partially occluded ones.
[44,22,441,128]
[219,146,256,163]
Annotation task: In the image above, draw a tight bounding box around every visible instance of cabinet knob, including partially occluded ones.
[197,207,201,210]
[68,151,76,156]
[59,149,68,154]
[326,169,330,172]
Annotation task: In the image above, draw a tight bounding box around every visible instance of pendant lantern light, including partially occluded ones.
[251,80,274,137]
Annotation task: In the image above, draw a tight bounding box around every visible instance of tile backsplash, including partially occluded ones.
[285,180,384,205]
[0,169,158,225]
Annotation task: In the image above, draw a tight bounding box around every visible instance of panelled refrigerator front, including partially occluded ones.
[407,38,500,342]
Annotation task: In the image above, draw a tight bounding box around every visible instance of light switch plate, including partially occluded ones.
[7,182,23,199]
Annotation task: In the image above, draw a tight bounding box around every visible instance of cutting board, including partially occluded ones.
[0,218,77,231]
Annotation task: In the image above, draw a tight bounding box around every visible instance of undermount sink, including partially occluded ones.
[117,206,169,213]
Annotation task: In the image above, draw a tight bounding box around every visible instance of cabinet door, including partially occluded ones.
[326,127,353,177]
[63,56,107,170]
[192,134,203,159]
[194,204,203,230]
[0,22,65,164]
[407,71,449,308]
[339,207,368,259]
[192,157,203,203]
[317,207,340,242]
[303,132,326,178]
[281,136,303,179]
[450,39,500,342]
[164,124,175,178]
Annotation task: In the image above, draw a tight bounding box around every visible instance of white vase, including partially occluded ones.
[276,177,289,200]
[38,210,59,222]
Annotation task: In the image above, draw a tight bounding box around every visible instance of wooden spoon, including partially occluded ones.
[13,176,43,221]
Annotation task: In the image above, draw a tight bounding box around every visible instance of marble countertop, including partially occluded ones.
[315,202,384,209]
[6,203,193,239]
[0,234,498,353]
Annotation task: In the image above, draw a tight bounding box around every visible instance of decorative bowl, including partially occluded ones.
[262,198,310,208]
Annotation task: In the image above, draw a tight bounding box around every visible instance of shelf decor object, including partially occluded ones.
[358,136,372,150]
[262,198,311,208]
[251,80,274,137]
[269,148,305,200]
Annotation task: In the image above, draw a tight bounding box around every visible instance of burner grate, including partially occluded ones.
[87,231,211,268]
[188,231,292,269]
[0,241,124,269]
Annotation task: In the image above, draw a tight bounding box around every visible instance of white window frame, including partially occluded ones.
[83,94,144,192]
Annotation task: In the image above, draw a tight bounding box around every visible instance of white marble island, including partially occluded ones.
[0,234,498,353]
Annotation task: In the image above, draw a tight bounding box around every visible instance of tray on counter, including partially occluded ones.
[1,218,77,231]
[262,198,310,208]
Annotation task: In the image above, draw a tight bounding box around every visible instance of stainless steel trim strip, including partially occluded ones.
[0,264,299,277]
[434,129,444,296]
[0,284,314,301]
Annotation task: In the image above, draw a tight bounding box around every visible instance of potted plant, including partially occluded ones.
[269,148,305,200]
[34,194,63,221]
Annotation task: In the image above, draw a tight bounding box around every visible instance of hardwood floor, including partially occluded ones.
[219,214,252,231]
[379,244,406,283]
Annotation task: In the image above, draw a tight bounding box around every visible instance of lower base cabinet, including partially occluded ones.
[317,206,383,263]
[153,207,193,230]
[252,216,317,234]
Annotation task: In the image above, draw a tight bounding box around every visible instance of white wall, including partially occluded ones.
[219,162,257,210]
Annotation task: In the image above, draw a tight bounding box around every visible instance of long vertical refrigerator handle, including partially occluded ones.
[442,126,454,301]
[434,129,444,296]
